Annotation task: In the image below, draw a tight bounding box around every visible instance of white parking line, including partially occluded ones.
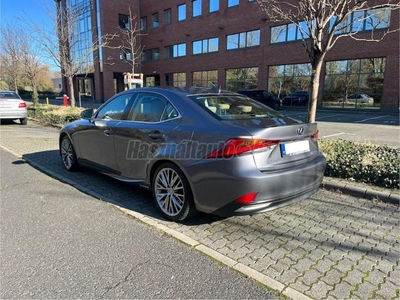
[321,133,349,138]
[355,115,389,123]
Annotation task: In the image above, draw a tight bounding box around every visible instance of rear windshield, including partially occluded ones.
[0,92,20,99]
[188,94,281,120]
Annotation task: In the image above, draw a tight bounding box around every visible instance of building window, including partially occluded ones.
[193,37,218,54]
[165,43,186,58]
[119,14,129,29]
[178,4,186,21]
[193,70,218,87]
[166,73,186,87]
[140,16,147,31]
[330,8,390,34]
[209,0,219,12]
[164,9,172,25]
[120,48,132,61]
[152,13,159,28]
[270,21,312,43]
[323,58,385,108]
[227,29,260,50]
[268,63,312,97]
[228,0,239,7]
[142,48,160,62]
[193,0,202,17]
[225,67,258,91]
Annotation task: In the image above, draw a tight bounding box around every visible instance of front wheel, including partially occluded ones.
[152,163,197,222]
[60,135,78,171]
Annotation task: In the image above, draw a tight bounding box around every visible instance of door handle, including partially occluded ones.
[148,131,163,140]
[103,128,113,136]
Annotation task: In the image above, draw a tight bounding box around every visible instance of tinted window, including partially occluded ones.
[189,94,280,120]
[129,93,177,122]
[96,93,134,120]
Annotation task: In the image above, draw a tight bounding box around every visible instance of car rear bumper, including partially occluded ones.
[186,154,326,215]
[0,110,27,119]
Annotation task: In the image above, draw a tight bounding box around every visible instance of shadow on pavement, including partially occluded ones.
[21,149,226,225]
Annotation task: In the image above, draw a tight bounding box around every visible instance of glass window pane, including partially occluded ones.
[193,0,202,17]
[287,23,296,41]
[228,0,239,7]
[178,4,186,21]
[227,34,239,50]
[209,0,219,12]
[193,41,202,54]
[209,37,218,52]
[366,8,390,30]
[271,25,286,43]
[239,32,246,48]
[247,30,260,46]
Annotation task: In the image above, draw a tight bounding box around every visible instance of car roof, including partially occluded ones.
[125,86,237,96]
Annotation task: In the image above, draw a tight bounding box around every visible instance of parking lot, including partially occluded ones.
[0,120,399,299]
[280,110,400,148]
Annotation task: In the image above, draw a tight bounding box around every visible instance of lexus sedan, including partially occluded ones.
[59,87,326,222]
[0,90,28,125]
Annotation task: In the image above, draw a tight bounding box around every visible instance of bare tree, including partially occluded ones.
[108,7,144,89]
[20,32,48,106]
[0,24,24,92]
[256,0,400,123]
[23,1,113,107]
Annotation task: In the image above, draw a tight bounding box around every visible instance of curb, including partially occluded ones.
[321,178,399,205]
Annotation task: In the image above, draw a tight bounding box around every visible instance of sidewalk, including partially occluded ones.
[0,121,399,300]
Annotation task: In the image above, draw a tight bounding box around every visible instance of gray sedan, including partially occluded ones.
[59,87,326,221]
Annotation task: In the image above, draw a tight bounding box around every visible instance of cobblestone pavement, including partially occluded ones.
[1,121,399,300]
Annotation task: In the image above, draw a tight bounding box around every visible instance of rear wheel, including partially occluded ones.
[20,118,27,125]
[152,163,196,222]
[60,136,78,171]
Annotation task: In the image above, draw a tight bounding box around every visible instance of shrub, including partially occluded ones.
[319,139,399,189]
[28,104,84,125]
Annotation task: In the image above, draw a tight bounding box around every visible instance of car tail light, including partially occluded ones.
[206,138,280,158]
[234,192,258,204]
[18,102,27,108]
[311,130,319,141]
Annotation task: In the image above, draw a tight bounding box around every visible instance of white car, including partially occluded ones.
[338,93,374,104]
[0,90,28,125]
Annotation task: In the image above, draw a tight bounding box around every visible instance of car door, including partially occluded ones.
[114,92,181,180]
[77,92,136,174]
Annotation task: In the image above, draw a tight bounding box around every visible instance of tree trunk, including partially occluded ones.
[32,82,39,106]
[307,57,324,123]
[68,76,75,107]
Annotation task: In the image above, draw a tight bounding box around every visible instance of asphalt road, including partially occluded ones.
[0,149,280,299]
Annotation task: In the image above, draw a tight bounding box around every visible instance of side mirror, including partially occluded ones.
[80,108,94,119]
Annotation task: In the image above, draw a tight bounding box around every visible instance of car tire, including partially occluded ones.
[152,163,197,222]
[20,118,27,125]
[60,135,79,171]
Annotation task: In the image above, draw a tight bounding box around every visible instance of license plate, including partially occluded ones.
[280,140,310,156]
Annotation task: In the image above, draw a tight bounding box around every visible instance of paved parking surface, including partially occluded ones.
[0,121,399,299]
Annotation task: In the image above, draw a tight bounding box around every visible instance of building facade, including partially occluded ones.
[58,0,399,112]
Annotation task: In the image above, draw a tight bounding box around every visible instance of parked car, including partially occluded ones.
[238,89,280,110]
[282,91,310,106]
[338,93,374,104]
[59,87,326,222]
[0,90,28,125]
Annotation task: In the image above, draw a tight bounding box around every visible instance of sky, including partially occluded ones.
[1,0,58,70]
[0,0,54,26]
